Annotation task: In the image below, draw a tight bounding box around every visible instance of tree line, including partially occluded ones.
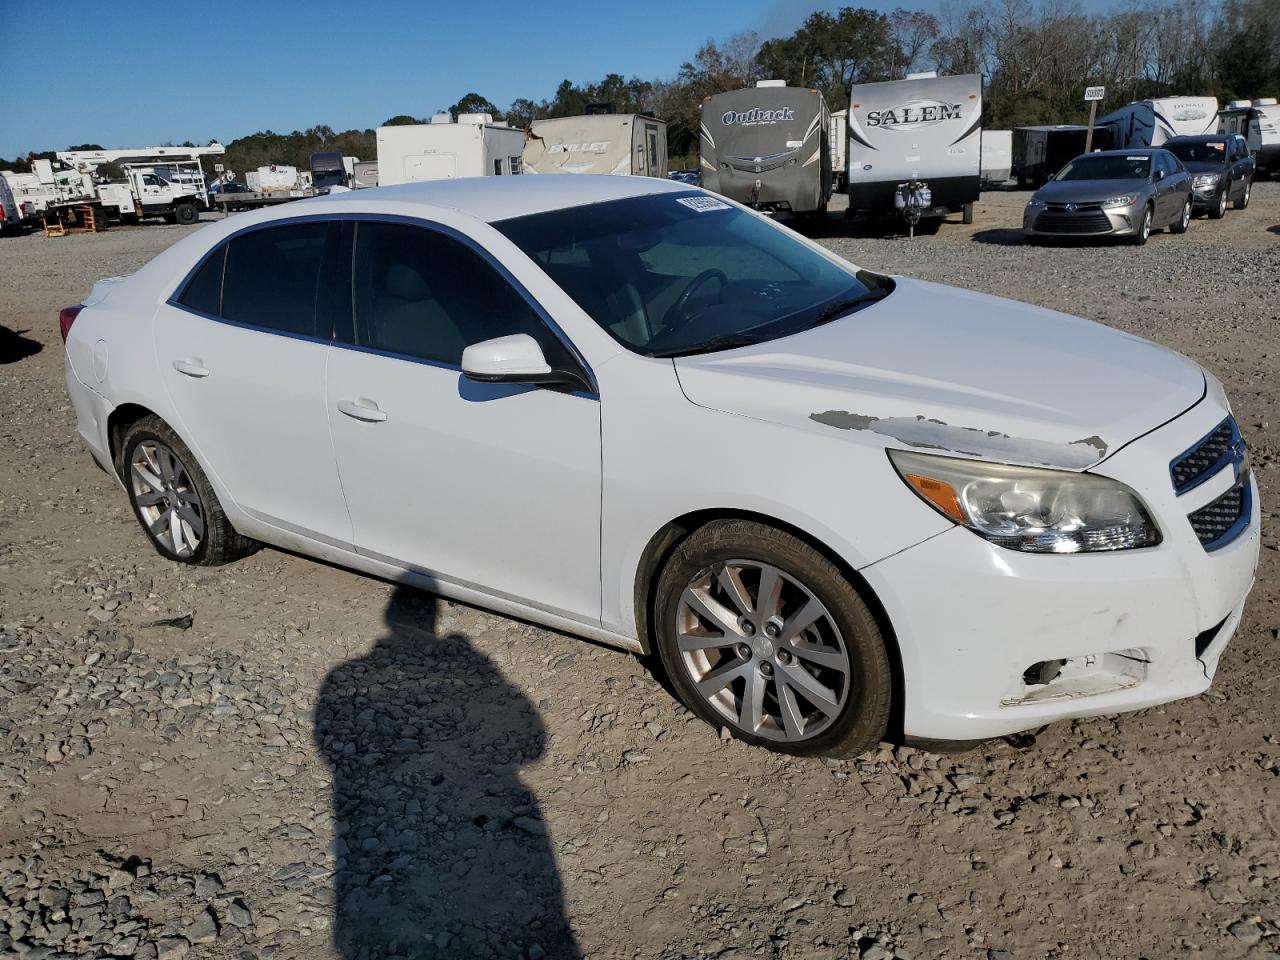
[3,0,1275,174]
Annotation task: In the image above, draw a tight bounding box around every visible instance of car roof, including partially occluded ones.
[1164,134,1230,142]
[1084,149,1164,157]
[317,174,692,223]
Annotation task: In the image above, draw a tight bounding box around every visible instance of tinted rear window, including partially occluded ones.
[178,247,225,316]
[221,223,329,337]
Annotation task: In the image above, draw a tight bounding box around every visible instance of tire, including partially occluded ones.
[120,416,257,566]
[173,202,199,225]
[1234,179,1251,210]
[962,202,974,225]
[1209,187,1228,219]
[1130,205,1153,245]
[1170,197,1191,233]
[653,520,892,758]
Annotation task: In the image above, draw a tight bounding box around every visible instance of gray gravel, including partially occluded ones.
[1,190,1279,959]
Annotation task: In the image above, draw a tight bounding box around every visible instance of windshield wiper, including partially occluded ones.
[812,289,890,326]
[653,333,763,358]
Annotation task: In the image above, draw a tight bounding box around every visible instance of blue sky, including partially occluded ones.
[0,0,1105,158]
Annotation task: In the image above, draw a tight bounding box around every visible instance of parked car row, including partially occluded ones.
[1022,135,1254,244]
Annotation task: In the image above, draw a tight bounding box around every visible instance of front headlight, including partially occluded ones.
[1025,197,1046,209]
[889,450,1161,553]
[1101,195,1139,209]
[1192,173,1220,188]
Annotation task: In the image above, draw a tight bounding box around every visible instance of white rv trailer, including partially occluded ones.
[830,109,848,190]
[1219,98,1280,176]
[0,176,21,234]
[980,130,1012,185]
[1096,97,1219,148]
[844,72,983,224]
[376,114,526,186]
[523,114,667,177]
[699,81,832,216]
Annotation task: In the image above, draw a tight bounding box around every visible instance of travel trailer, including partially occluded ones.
[699,81,832,216]
[1219,98,1280,177]
[1012,125,1114,187]
[830,109,848,190]
[1097,97,1219,148]
[523,114,667,177]
[844,72,983,225]
[376,114,525,186]
[980,130,1012,185]
[0,176,21,234]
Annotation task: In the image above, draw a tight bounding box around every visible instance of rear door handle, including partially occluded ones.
[172,358,209,378]
[337,398,388,423]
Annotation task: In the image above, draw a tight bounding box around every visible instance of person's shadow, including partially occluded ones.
[0,324,42,364]
[315,586,581,959]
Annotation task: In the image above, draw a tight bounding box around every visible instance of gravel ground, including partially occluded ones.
[1,189,1278,960]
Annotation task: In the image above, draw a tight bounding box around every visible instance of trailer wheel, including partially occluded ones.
[962,202,974,225]
[173,203,199,226]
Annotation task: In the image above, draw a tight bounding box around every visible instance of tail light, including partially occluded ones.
[59,305,84,342]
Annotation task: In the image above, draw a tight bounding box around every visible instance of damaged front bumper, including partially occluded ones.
[861,396,1260,742]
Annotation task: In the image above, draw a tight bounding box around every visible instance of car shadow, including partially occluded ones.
[791,212,947,240]
[969,228,1027,247]
[1268,224,1280,236]
[0,324,43,363]
[314,585,582,959]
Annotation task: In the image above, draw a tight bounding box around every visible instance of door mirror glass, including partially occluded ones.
[462,333,562,384]
[1153,167,1164,181]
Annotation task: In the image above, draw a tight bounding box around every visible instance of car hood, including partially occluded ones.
[673,277,1205,470]
[1032,178,1147,203]
[1179,161,1224,174]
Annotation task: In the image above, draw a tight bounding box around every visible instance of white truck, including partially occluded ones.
[55,144,225,225]
[377,114,526,185]
[523,114,667,177]
[1219,98,1280,177]
[1096,97,1219,148]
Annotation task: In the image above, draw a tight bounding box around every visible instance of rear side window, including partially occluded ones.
[349,221,564,367]
[222,222,329,337]
[178,247,225,316]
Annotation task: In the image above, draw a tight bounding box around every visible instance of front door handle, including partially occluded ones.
[337,398,388,423]
[172,358,209,378]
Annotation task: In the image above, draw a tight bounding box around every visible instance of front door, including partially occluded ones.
[154,220,352,546]
[326,219,602,624]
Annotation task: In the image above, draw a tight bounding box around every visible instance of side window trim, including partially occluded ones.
[165,218,337,348]
[336,213,597,396]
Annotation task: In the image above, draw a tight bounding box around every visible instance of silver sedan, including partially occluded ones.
[1023,149,1193,246]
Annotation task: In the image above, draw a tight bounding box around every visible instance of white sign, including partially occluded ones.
[677,196,731,213]
[214,163,224,173]
[1084,86,1106,102]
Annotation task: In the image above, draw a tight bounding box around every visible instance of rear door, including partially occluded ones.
[154,219,352,545]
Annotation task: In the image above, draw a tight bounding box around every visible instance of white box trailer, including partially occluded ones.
[376,115,526,185]
[247,165,299,192]
[1219,97,1280,176]
[1097,97,1219,148]
[980,130,1012,184]
[352,160,379,188]
[523,114,667,176]
[845,72,983,223]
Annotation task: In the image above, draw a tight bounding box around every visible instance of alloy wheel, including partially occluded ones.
[1218,191,1228,217]
[129,440,205,557]
[675,560,851,742]
[1140,208,1151,241]
[1180,200,1190,230]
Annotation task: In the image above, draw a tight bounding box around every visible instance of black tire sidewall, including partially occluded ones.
[121,421,212,564]
[653,521,892,757]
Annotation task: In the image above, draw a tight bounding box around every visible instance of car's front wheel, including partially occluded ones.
[653,520,892,757]
[1170,197,1191,233]
[1130,204,1153,245]
[1234,180,1251,210]
[121,416,257,566]
[1210,186,1229,219]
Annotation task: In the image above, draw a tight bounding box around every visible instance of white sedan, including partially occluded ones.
[61,176,1259,756]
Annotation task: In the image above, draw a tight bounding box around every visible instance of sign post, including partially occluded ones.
[1084,86,1106,152]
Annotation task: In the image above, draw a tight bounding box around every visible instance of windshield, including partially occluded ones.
[1056,155,1151,181]
[1165,140,1227,163]
[494,192,892,357]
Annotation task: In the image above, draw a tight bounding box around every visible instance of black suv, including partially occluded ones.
[1164,134,1255,219]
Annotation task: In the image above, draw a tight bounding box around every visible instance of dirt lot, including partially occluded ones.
[1,188,1279,960]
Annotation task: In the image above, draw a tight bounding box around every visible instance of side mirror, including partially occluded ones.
[461,333,589,391]
[1154,168,1165,181]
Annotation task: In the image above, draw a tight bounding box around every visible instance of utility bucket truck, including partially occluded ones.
[54,144,224,226]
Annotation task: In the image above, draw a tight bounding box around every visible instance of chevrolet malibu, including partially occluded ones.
[62,176,1259,757]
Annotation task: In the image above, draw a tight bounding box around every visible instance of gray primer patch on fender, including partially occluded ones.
[809,411,1109,470]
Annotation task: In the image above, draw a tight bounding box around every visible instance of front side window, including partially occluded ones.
[495,192,891,357]
[221,222,329,337]
[349,221,565,368]
[1057,155,1151,181]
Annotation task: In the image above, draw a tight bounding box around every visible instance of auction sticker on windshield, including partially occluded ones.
[677,196,732,213]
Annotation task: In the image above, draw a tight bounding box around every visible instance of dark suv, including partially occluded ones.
[1165,134,1254,219]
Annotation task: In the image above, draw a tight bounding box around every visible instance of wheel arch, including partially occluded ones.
[107,402,158,479]
[632,508,907,740]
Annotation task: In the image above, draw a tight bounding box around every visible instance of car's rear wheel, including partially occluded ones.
[1130,205,1153,245]
[1234,180,1251,210]
[1170,198,1191,233]
[121,416,256,566]
[1210,186,1228,219]
[653,520,891,757]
